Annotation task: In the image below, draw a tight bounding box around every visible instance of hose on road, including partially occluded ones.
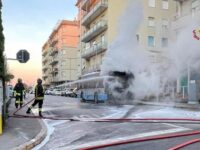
[9,97,200,150]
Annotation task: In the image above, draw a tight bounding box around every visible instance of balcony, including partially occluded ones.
[49,58,59,65]
[82,0,108,26]
[42,50,48,57]
[81,20,107,42]
[50,48,58,56]
[42,58,48,64]
[172,11,200,30]
[82,41,107,59]
[50,68,58,74]
[42,75,48,80]
[171,14,191,30]
[50,40,58,47]
[42,66,48,72]
[81,0,89,10]
[52,76,59,82]
[82,64,101,75]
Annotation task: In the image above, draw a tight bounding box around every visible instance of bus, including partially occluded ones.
[56,72,110,103]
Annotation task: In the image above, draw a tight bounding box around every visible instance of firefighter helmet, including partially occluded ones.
[37,78,42,84]
[18,78,22,83]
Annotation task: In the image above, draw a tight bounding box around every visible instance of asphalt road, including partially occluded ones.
[30,95,200,150]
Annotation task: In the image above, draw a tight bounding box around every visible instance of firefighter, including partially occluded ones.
[26,78,44,117]
[14,78,25,108]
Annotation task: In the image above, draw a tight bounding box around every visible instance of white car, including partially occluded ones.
[65,88,77,97]
[53,89,62,96]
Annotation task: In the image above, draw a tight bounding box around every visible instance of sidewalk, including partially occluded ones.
[134,99,200,109]
[0,97,47,150]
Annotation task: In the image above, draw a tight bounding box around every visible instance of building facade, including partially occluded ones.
[172,0,200,93]
[76,0,176,77]
[172,0,200,36]
[42,20,80,87]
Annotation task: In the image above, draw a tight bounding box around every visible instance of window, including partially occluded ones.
[192,0,199,17]
[148,36,155,47]
[62,50,66,54]
[148,0,155,7]
[61,71,66,77]
[148,17,155,27]
[162,19,168,29]
[162,0,169,10]
[61,60,66,67]
[161,38,168,47]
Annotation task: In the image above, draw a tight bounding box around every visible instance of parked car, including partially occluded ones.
[45,89,52,95]
[53,89,62,96]
[65,88,77,97]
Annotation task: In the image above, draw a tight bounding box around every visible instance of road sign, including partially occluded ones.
[16,50,30,63]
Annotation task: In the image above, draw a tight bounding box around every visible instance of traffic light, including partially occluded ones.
[16,50,30,63]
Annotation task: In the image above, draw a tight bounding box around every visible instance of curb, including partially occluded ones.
[12,118,47,150]
[134,100,200,109]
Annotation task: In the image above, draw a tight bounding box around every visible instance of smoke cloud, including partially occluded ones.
[101,1,200,101]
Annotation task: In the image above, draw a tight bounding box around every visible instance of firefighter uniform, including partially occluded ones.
[14,78,25,108]
[26,78,44,117]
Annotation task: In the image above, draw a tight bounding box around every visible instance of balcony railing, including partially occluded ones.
[82,0,108,26]
[81,0,89,10]
[42,50,48,57]
[42,75,48,80]
[81,20,107,42]
[172,11,200,30]
[50,40,58,47]
[42,66,48,72]
[82,41,107,59]
[49,58,59,65]
[82,64,101,75]
[50,48,58,56]
[50,68,58,74]
[42,58,48,64]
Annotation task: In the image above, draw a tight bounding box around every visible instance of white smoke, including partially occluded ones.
[101,0,149,75]
[101,1,200,101]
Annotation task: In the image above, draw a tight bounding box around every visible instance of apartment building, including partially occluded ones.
[172,0,200,93]
[172,0,200,36]
[42,20,79,87]
[76,0,176,77]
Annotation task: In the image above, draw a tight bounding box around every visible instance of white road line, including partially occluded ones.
[162,123,191,130]
[61,127,189,150]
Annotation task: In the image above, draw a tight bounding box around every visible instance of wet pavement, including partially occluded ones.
[2,94,200,150]
[0,96,45,150]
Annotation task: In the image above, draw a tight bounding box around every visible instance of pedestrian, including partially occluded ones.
[26,78,44,117]
[14,78,25,108]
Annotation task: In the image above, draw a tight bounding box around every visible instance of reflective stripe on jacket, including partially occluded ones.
[35,84,44,100]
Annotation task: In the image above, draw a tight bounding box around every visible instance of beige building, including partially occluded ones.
[42,20,80,87]
[172,0,200,93]
[172,0,200,36]
[76,0,176,77]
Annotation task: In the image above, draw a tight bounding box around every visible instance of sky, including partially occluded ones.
[2,0,78,86]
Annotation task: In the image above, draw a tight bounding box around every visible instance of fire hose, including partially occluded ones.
[8,98,200,150]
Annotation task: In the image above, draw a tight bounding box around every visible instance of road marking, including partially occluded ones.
[62,127,189,150]
[162,123,191,130]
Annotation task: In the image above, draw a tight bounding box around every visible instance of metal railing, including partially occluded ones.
[81,20,107,42]
[82,41,107,59]
[82,0,108,26]
[82,64,101,75]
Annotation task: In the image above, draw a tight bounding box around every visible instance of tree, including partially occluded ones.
[0,0,4,78]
